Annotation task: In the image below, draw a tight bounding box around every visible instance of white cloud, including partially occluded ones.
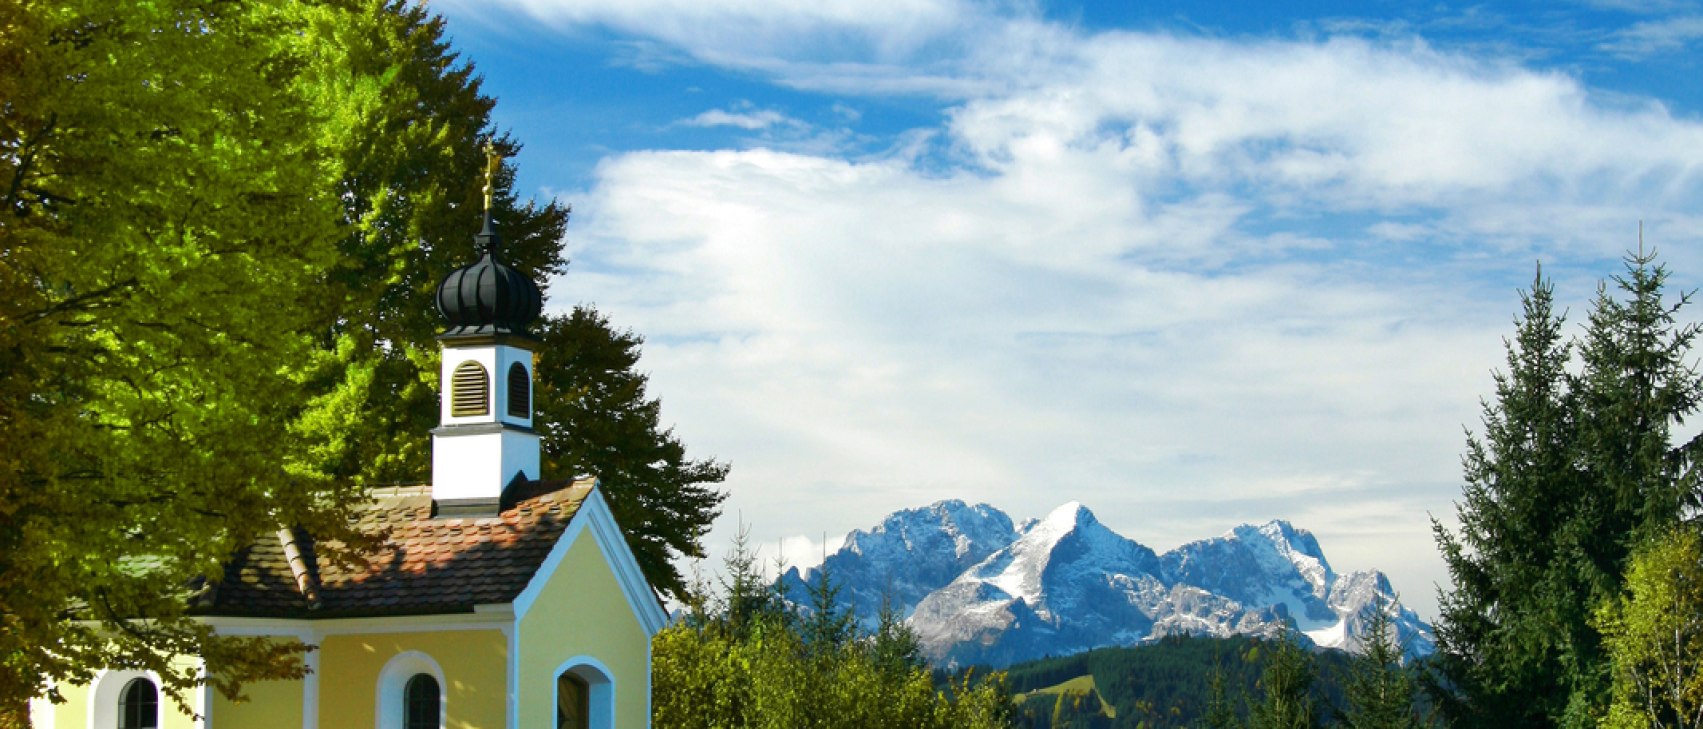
[440,0,988,65]
[1600,15,1703,57]
[520,11,1703,622]
[682,108,799,130]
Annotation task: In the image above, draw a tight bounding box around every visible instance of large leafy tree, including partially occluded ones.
[535,308,729,599]
[2,0,725,714]
[653,535,1012,729]
[0,0,367,709]
[1432,252,1703,727]
[294,0,725,601]
[285,0,570,486]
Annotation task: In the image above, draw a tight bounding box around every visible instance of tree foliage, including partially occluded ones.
[1432,252,1703,727]
[1342,603,1423,729]
[535,308,728,600]
[1250,636,1321,729]
[2,0,724,713]
[1,0,369,709]
[293,0,725,600]
[653,535,1012,729]
[1595,527,1703,729]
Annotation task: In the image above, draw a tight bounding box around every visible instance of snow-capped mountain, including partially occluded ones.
[784,500,1434,668]
[778,499,1017,628]
[910,502,1172,667]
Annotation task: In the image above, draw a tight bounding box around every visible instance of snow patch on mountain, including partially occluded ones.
[784,500,1435,668]
[779,499,1016,628]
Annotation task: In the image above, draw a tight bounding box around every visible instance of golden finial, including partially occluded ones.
[482,139,502,212]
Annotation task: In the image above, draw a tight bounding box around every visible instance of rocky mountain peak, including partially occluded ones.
[792,500,1435,668]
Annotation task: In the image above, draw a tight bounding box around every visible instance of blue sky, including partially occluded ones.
[434,0,1703,619]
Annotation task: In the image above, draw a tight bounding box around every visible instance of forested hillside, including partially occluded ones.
[981,634,1433,729]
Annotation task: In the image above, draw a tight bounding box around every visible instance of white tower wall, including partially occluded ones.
[432,338,540,512]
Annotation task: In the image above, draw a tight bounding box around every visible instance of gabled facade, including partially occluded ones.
[32,482,667,729]
[32,152,667,728]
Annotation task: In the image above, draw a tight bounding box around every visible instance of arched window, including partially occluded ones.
[377,651,444,729]
[404,674,440,729]
[118,677,158,729]
[556,672,589,729]
[450,360,489,416]
[507,362,530,418]
[553,660,613,729]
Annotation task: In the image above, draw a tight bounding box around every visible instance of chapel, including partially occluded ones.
[30,148,666,729]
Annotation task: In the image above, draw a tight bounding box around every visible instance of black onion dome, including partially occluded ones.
[435,213,542,336]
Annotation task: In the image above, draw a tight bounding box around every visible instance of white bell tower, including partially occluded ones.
[429,143,545,517]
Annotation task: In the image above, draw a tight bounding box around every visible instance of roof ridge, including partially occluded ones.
[276,526,322,610]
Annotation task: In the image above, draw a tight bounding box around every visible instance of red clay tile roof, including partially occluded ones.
[202,479,592,618]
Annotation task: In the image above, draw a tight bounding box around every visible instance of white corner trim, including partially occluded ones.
[303,641,320,729]
[643,638,655,729]
[29,694,54,729]
[510,485,669,636]
[195,657,212,729]
[505,622,519,729]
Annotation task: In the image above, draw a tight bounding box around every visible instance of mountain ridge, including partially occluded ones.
[783,499,1434,668]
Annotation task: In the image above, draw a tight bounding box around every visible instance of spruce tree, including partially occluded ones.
[1432,268,1580,727]
[1200,660,1241,729]
[801,564,857,657]
[1344,601,1420,729]
[1433,252,1703,727]
[1250,637,1319,729]
[1561,248,1703,723]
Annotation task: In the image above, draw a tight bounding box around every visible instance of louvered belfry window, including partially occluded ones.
[451,361,489,416]
[508,362,530,418]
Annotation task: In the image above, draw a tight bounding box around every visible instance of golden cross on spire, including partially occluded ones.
[482,139,502,212]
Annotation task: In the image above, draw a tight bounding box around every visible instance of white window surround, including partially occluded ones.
[551,656,614,729]
[88,669,162,729]
[375,651,446,729]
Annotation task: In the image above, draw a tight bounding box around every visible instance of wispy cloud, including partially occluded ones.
[682,107,801,130]
[461,1,1703,619]
[1599,14,1703,56]
[442,0,990,66]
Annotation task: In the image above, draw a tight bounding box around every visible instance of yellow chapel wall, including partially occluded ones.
[30,655,205,729]
[208,674,302,729]
[515,527,653,728]
[316,627,508,729]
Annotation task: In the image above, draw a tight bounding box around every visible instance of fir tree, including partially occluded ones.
[1431,268,1581,727]
[1433,252,1703,727]
[801,563,857,657]
[1200,659,1241,729]
[1343,600,1420,729]
[1250,637,1319,729]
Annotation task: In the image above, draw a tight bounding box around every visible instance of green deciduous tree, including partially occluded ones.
[285,0,570,488]
[535,308,728,600]
[1432,251,1703,727]
[653,535,1012,729]
[1,0,367,710]
[292,0,725,601]
[1595,527,1703,729]
[2,0,725,715]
